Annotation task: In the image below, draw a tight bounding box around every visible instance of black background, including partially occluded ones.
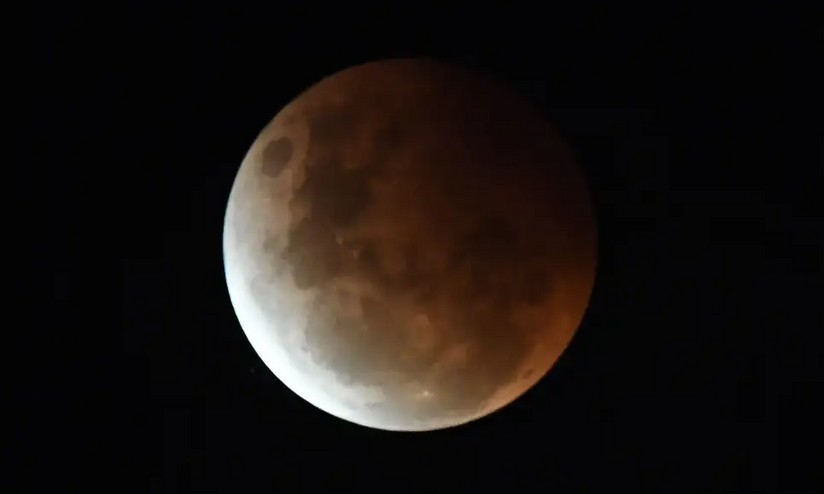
[20,3,821,492]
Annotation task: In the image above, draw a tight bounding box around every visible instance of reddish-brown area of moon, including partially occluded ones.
[223,59,597,431]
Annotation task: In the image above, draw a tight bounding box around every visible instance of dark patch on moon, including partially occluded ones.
[281,219,343,289]
[301,159,374,228]
[261,137,293,178]
[365,123,407,168]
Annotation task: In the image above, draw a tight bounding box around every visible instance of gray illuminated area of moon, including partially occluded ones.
[223,59,597,431]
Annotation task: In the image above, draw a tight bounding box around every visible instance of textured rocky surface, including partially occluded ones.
[223,59,597,431]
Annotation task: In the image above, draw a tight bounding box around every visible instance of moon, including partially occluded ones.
[223,59,597,431]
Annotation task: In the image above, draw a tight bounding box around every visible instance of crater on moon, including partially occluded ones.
[223,59,597,431]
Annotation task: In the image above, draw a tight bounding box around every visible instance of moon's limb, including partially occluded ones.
[223,59,597,431]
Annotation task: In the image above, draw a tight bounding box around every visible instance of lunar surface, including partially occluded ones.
[223,59,597,431]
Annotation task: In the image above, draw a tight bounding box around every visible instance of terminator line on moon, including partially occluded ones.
[223,59,597,431]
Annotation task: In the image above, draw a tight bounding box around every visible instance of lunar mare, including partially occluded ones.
[223,59,597,431]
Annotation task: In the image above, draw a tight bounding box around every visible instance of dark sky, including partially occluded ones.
[23,3,820,493]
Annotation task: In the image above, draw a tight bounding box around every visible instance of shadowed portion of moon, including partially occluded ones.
[225,59,597,430]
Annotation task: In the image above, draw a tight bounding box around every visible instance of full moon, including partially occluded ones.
[223,59,597,431]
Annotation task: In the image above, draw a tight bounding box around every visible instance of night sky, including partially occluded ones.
[25,3,820,492]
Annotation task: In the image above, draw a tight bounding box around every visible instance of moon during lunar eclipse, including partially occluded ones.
[223,59,597,431]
